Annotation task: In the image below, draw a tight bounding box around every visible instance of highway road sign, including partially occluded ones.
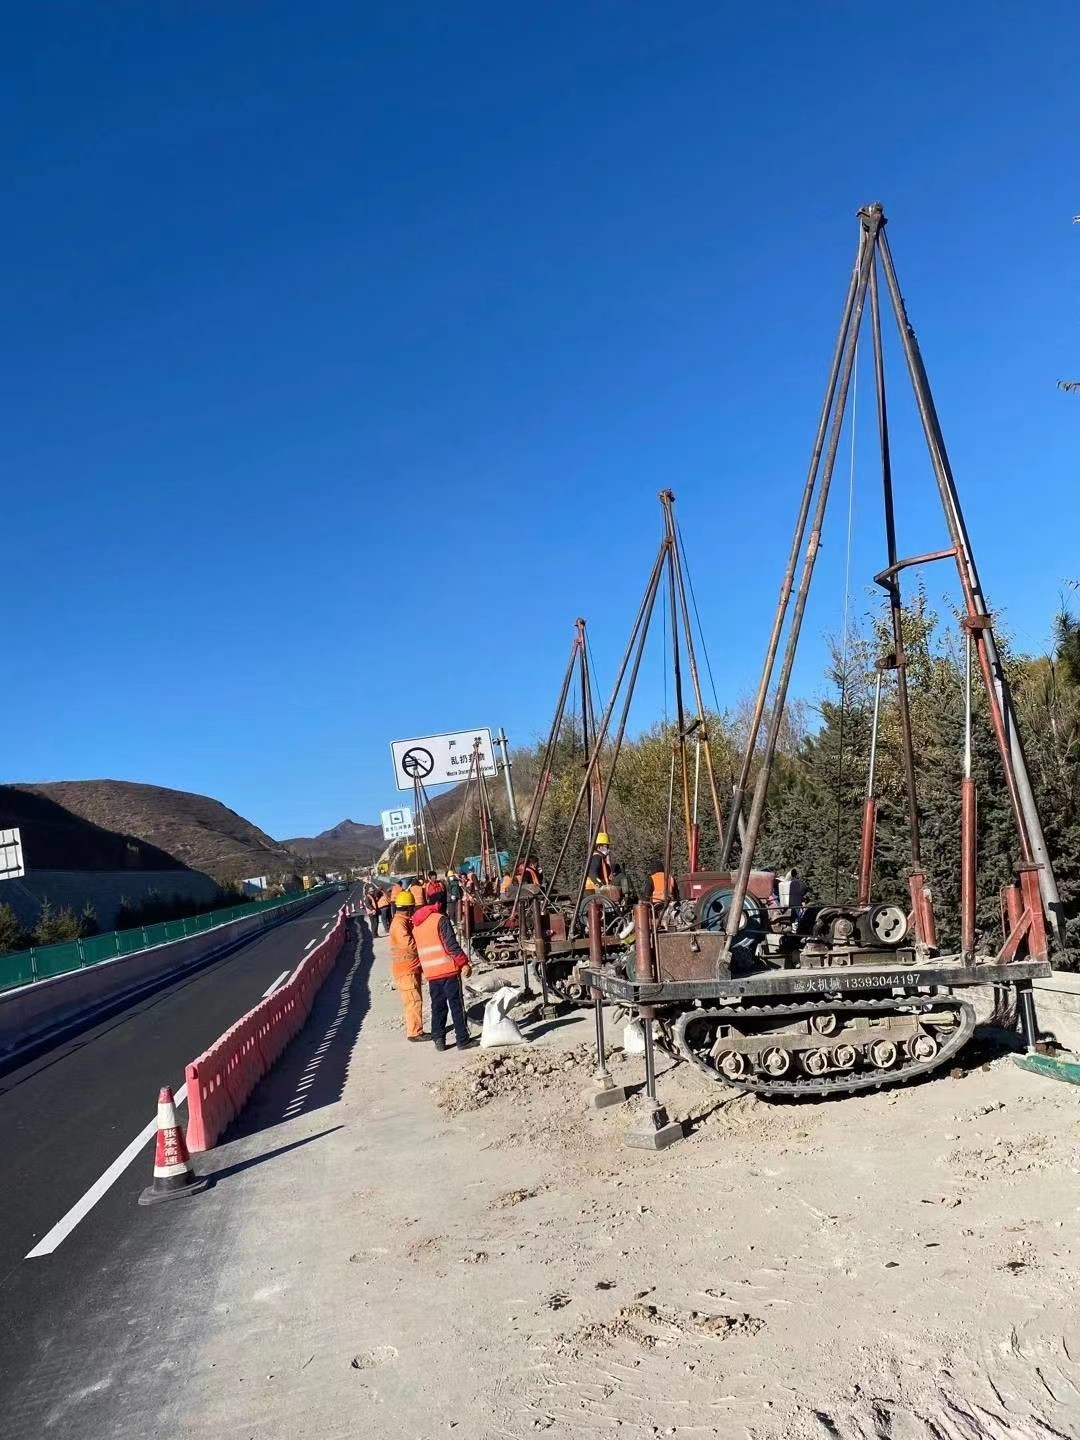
[0,828,24,881]
[380,806,415,840]
[390,728,497,792]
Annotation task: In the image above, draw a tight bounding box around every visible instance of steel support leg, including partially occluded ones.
[587,988,626,1110]
[1016,980,1040,1053]
[624,1009,683,1150]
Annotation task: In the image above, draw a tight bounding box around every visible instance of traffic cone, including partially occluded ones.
[138,1087,210,1205]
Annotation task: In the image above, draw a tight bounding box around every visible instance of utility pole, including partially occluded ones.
[495,727,519,828]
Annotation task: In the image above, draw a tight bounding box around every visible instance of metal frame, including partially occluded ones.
[718,203,1062,965]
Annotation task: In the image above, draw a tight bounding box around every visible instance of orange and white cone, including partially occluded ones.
[138,1086,210,1206]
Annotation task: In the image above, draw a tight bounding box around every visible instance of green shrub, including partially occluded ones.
[0,903,26,955]
[33,901,90,946]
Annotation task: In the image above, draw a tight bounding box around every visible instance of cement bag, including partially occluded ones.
[463,969,516,998]
[622,1019,647,1055]
[480,986,530,1048]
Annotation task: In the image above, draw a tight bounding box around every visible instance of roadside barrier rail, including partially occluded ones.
[0,886,335,994]
[184,907,350,1151]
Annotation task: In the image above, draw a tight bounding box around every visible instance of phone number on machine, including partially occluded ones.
[791,972,922,993]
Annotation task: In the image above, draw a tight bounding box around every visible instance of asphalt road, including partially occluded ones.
[0,887,354,1436]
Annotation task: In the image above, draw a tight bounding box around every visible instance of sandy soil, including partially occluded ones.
[181,929,1080,1440]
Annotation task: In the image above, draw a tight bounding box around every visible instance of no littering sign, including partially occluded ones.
[390,729,497,792]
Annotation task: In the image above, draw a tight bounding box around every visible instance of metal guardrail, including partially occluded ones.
[0,886,333,993]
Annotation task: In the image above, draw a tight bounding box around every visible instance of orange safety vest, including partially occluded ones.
[410,884,426,908]
[376,890,391,909]
[413,912,464,981]
[389,913,419,971]
[500,873,513,896]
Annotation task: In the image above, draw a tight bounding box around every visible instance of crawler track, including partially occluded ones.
[669,994,976,1098]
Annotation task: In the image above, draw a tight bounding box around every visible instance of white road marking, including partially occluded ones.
[25,946,309,1260]
[303,937,317,951]
[321,922,331,931]
[26,1083,189,1259]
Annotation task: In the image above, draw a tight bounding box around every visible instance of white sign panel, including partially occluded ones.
[390,728,497,792]
[0,827,25,881]
[380,806,415,840]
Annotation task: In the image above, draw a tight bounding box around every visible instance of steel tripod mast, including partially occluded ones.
[545,491,729,931]
[505,619,605,917]
[720,203,1064,959]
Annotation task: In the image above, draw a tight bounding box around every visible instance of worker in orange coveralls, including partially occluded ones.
[388,891,426,1042]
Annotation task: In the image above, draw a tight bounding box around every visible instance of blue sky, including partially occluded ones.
[4,2,1077,839]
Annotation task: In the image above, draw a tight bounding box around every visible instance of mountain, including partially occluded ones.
[0,784,184,873]
[14,781,300,882]
[282,819,384,867]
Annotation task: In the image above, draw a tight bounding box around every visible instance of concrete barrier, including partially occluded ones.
[970,971,1080,1053]
[0,889,334,1063]
[185,909,349,1150]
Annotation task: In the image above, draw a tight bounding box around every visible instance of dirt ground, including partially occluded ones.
[182,929,1080,1440]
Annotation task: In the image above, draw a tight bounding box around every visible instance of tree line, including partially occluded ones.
[442,596,1080,963]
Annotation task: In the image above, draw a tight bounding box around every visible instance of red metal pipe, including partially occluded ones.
[857,797,877,907]
[633,900,655,982]
[1019,864,1048,963]
[587,899,604,969]
[1002,882,1023,948]
[908,870,938,950]
[960,777,977,956]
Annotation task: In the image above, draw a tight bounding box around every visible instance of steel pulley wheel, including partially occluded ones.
[832,1043,857,1071]
[802,1048,829,1076]
[760,1046,791,1077]
[868,903,908,946]
[870,1039,898,1069]
[718,1051,746,1080]
[696,887,767,935]
[906,1032,938,1062]
[576,893,624,934]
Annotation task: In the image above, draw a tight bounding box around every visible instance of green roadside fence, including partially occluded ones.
[0,885,334,994]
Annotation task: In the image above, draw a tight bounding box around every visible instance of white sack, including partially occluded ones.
[480,986,530,1048]
[622,1019,647,1055]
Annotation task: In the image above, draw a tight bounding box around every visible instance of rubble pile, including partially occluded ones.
[437,1043,601,1115]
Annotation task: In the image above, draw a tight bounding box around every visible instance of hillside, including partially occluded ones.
[15,781,299,883]
[282,819,384,867]
[0,784,183,873]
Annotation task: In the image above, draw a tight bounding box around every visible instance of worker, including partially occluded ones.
[648,863,678,906]
[522,855,542,886]
[390,879,403,904]
[445,870,462,924]
[423,868,443,902]
[388,892,425,1042]
[499,869,514,897]
[376,886,392,933]
[412,886,473,1051]
[409,875,426,908]
[585,833,613,891]
[362,886,380,935]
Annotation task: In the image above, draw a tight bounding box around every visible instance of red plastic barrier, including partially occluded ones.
[185,908,349,1151]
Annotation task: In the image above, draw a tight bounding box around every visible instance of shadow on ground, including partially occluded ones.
[223,921,373,1145]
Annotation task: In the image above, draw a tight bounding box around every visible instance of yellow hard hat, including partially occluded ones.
[596,833,610,846]
[395,892,415,909]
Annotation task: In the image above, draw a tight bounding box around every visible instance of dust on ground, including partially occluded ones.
[180,936,1080,1440]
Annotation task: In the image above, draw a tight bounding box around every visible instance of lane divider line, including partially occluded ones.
[262,969,292,998]
[26,1084,188,1258]
[303,938,317,951]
